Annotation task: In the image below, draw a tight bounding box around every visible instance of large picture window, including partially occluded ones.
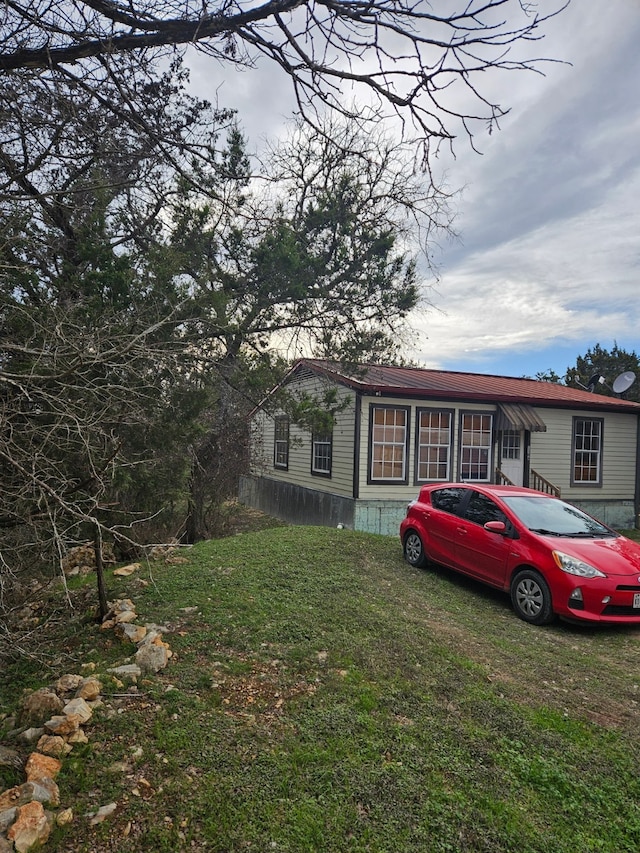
[312,431,332,477]
[459,413,493,481]
[572,418,603,485]
[369,406,409,483]
[274,416,290,470]
[416,409,452,482]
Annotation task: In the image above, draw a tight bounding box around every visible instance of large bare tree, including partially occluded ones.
[1,0,567,150]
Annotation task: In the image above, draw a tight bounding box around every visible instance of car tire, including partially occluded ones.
[403,531,428,568]
[510,569,555,625]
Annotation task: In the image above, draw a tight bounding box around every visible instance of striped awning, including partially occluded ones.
[496,403,547,433]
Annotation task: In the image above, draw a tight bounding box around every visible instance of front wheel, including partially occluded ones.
[510,569,555,625]
[403,531,428,569]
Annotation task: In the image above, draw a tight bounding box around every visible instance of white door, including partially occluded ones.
[500,430,524,485]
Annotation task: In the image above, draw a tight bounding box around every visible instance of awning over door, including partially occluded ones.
[496,403,547,432]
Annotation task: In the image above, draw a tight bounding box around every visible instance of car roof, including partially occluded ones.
[423,483,553,499]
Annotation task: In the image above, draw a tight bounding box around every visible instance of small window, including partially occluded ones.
[460,413,493,481]
[501,430,520,460]
[312,431,332,477]
[416,409,452,482]
[464,492,507,527]
[430,487,467,516]
[274,416,289,470]
[369,406,409,483]
[572,418,603,486]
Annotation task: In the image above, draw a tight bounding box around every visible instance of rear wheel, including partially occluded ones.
[510,569,555,625]
[403,531,428,568]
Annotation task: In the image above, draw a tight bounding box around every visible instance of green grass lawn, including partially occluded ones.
[4,524,640,852]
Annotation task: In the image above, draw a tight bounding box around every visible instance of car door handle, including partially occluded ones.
[456,527,468,535]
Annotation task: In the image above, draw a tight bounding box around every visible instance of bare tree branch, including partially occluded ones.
[0,0,569,146]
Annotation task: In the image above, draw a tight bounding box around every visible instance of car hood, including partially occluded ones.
[551,535,640,577]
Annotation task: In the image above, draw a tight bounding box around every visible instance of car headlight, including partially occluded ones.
[552,551,606,578]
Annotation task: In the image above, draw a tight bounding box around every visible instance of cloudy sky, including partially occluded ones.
[190,0,640,380]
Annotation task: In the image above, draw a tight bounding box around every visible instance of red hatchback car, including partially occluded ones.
[400,483,640,625]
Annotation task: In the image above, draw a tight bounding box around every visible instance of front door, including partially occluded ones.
[500,430,524,486]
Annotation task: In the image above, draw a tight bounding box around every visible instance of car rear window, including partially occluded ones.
[430,487,466,515]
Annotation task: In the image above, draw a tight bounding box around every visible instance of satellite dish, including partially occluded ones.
[612,371,636,395]
[586,373,605,391]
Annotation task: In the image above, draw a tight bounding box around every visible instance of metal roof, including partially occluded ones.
[495,403,547,432]
[293,359,640,412]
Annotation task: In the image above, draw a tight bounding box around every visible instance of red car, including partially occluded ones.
[400,483,640,625]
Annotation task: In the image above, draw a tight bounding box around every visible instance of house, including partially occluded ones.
[240,359,640,534]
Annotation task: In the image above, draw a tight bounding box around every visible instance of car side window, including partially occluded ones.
[430,487,467,516]
[465,492,507,527]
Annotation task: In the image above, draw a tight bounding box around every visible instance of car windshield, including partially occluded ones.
[501,496,616,538]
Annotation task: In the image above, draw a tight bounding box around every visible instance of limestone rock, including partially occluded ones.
[89,802,117,825]
[55,674,83,696]
[29,778,60,808]
[44,714,81,737]
[56,807,73,826]
[7,800,51,853]
[107,664,141,680]
[75,677,102,701]
[66,729,88,745]
[61,697,92,724]
[25,752,62,782]
[116,623,147,644]
[61,542,115,575]
[113,562,140,577]
[0,836,14,853]
[135,643,169,674]
[0,807,17,833]
[0,784,33,811]
[18,689,64,728]
[114,609,138,624]
[112,598,136,616]
[36,735,72,758]
[0,778,57,811]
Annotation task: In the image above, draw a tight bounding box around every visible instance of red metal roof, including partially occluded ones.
[294,359,640,412]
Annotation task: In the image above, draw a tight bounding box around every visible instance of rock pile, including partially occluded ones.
[61,544,116,578]
[0,596,172,851]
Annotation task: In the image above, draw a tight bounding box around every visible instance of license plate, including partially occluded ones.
[634,594,640,609]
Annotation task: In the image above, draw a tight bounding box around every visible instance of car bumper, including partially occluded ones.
[555,576,640,624]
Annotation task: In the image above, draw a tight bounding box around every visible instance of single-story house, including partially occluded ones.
[240,358,640,534]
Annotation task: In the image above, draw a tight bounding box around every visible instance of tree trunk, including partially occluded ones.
[94,522,109,621]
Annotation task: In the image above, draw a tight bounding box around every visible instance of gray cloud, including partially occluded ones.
[185,1,640,376]
[412,0,640,374]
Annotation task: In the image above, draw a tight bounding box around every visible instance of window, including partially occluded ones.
[369,406,409,483]
[312,431,332,477]
[501,430,520,460]
[572,418,603,485]
[464,491,507,527]
[430,487,467,516]
[459,413,493,481]
[274,416,289,470]
[416,409,452,482]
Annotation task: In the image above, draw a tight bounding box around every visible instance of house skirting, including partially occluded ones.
[239,477,409,535]
[239,476,637,534]
[239,476,356,530]
[570,499,636,531]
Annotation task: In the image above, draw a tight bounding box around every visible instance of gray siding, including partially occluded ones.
[249,376,356,499]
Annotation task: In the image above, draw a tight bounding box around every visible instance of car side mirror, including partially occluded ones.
[484,520,507,534]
